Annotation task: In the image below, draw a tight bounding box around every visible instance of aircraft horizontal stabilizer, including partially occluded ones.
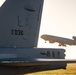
[0,58,76,66]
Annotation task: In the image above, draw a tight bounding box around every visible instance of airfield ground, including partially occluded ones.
[0,64,76,75]
[26,64,76,75]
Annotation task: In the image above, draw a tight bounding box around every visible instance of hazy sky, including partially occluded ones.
[0,0,76,59]
[0,0,5,7]
[38,0,76,59]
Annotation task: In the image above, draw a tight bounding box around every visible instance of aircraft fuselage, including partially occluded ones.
[41,35,76,46]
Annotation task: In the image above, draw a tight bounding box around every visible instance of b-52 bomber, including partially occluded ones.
[0,0,76,70]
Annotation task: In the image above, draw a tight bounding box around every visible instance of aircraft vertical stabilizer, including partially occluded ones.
[0,0,44,48]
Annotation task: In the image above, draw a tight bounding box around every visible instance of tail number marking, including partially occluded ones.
[11,29,23,36]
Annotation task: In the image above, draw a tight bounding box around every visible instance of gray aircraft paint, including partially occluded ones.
[0,0,44,48]
[0,0,76,68]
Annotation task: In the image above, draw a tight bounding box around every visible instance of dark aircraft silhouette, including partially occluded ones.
[41,34,76,47]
